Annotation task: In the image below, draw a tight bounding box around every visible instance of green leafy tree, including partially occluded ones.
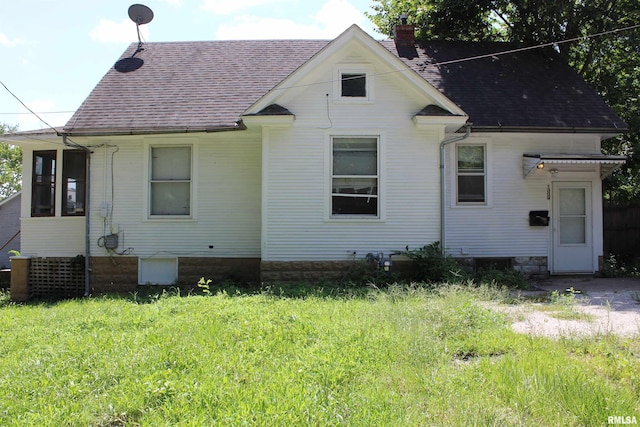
[368,0,640,204]
[0,123,22,200]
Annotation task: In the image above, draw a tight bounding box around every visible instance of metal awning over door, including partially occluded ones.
[523,153,626,179]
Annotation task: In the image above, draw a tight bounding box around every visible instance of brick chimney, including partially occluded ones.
[394,15,415,48]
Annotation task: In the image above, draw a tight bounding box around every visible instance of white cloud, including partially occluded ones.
[201,0,288,16]
[89,18,150,44]
[215,0,375,40]
[0,33,25,47]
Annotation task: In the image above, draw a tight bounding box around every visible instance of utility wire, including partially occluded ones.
[0,80,61,134]
[272,22,640,92]
[430,22,640,67]
[0,79,87,149]
[0,110,75,115]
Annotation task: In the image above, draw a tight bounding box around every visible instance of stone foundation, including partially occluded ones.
[260,259,415,283]
[455,256,549,280]
[513,256,549,279]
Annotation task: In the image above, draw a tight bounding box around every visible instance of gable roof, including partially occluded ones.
[62,27,626,136]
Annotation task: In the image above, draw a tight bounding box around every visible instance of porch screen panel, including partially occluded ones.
[62,150,87,216]
[32,150,56,217]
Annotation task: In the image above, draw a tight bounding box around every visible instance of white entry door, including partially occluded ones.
[552,182,593,274]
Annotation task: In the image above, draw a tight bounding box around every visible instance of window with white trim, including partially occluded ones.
[456,144,486,204]
[150,146,192,216]
[331,137,378,217]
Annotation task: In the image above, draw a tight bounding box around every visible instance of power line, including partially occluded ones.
[431,22,640,67]
[0,80,61,135]
[0,80,87,149]
[273,22,640,92]
[0,110,75,115]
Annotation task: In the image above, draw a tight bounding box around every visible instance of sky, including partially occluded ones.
[0,0,381,132]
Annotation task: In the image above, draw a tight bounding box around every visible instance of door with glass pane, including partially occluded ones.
[552,182,593,273]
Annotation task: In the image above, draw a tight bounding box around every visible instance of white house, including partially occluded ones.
[10,24,626,295]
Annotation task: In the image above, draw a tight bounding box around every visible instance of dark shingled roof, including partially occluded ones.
[380,40,627,132]
[63,37,626,135]
[64,40,329,134]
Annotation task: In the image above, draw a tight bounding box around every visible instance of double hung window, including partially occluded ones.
[456,145,486,204]
[150,146,192,216]
[331,137,378,217]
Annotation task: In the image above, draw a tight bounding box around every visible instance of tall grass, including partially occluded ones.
[0,284,637,426]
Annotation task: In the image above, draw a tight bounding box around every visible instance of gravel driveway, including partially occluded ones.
[499,276,640,338]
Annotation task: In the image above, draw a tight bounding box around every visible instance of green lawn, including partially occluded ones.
[0,284,638,426]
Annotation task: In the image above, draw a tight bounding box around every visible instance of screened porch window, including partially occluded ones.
[332,137,378,216]
[62,150,87,216]
[32,150,56,217]
[456,145,486,204]
[150,146,192,216]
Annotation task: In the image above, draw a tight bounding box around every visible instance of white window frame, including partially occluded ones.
[144,141,196,220]
[454,143,489,206]
[326,134,383,221]
[333,64,374,103]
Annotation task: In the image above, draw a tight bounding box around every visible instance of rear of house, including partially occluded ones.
[9,24,626,298]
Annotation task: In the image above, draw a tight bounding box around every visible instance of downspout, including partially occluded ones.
[63,135,91,297]
[440,123,471,255]
[84,150,91,296]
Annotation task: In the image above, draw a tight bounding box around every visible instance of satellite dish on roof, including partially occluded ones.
[128,4,154,53]
[115,4,154,73]
[128,4,154,25]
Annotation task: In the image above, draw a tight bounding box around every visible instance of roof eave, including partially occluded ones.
[61,123,245,137]
[471,125,627,136]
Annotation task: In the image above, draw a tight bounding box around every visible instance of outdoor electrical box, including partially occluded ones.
[104,234,119,249]
[529,210,549,226]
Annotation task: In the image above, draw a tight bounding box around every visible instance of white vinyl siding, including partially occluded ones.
[445,133,602,258]
[261,48,444,260]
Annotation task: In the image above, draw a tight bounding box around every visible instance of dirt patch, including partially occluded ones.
[495,276,640,338]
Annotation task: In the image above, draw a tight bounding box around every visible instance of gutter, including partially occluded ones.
[440,124,471,255]
[61,122,245,138]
